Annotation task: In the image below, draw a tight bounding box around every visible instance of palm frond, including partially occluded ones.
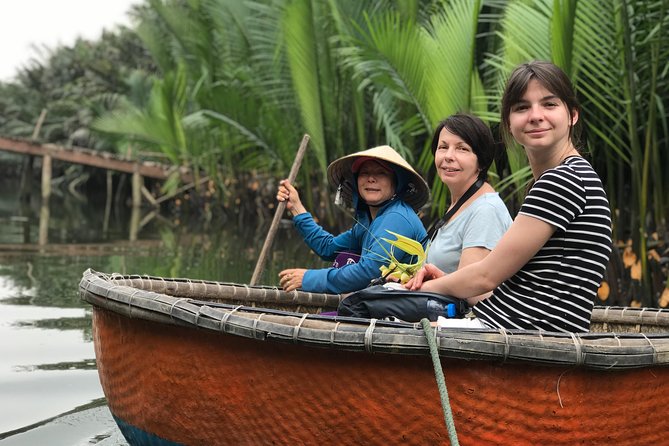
[421,0,482,122]
[283,0,328,174]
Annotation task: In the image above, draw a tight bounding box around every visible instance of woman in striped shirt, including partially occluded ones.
[408,61,612,333]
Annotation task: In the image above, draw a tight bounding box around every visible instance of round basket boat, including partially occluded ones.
[79,268,669,446]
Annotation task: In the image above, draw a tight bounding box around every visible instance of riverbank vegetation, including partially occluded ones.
[0,0,667,306]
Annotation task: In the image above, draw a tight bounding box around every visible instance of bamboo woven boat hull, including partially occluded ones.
[80,269,669,446]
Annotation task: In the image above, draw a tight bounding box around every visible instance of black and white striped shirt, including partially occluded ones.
[474,157,612,332]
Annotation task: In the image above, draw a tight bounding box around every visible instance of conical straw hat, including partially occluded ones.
[326,145,429,211]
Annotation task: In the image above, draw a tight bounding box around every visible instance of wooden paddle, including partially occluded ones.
[250,134,310,286]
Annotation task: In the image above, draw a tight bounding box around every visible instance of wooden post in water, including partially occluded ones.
[250,134,310,286]
[39,145,52,246]
[130,163,143,241]
[129,205,141,241]
[132,163,143,208]
[20,109,47,204]
[41,152,52,203]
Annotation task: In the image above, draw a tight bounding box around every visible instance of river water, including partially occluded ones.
[0,183,320,445]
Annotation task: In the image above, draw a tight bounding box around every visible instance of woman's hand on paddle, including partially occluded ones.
[405,263,445,290]
[279,268,306,292]
[277,180,307,217]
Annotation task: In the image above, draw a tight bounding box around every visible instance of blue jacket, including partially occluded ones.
[294,199,427,294]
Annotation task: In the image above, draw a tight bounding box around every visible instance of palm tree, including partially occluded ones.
[12,0,662,303]
[332,0,493,216]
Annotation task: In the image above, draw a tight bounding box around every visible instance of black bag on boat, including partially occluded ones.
[337,285,469,322]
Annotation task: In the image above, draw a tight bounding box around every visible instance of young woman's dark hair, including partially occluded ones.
[500,61,583,149]
[430,113,497,181]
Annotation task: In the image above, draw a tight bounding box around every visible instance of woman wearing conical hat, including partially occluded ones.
[277,145,429,294]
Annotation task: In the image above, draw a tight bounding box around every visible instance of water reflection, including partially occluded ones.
[0,284,102,434]
[0,180,323,438]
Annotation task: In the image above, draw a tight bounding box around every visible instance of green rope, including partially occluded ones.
[421,318,460,446]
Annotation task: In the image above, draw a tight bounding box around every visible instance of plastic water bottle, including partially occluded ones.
[426,299,456,321]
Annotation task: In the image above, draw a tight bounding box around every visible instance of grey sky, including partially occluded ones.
[1,1,138,81]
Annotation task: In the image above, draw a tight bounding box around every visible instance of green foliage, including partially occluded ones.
[0,25,154,150]
[1,0,667,304]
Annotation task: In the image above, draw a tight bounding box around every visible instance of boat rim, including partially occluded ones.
[79,268,669,370]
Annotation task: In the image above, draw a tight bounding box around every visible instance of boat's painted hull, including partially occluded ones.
[93,308,669,446]
[113,415,182,446]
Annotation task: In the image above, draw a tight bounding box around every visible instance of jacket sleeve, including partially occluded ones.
[293,212,360,261]
[301,207,426,294]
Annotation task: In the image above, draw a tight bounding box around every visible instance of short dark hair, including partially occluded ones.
[430,113,496,181]
[500,61,582,148]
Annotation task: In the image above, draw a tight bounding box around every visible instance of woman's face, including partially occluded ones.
[434,127,480,192]
[356,160,396,206]
[508,79,578,152]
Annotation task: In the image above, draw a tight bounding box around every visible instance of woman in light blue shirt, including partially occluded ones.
[426,114,512,273]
